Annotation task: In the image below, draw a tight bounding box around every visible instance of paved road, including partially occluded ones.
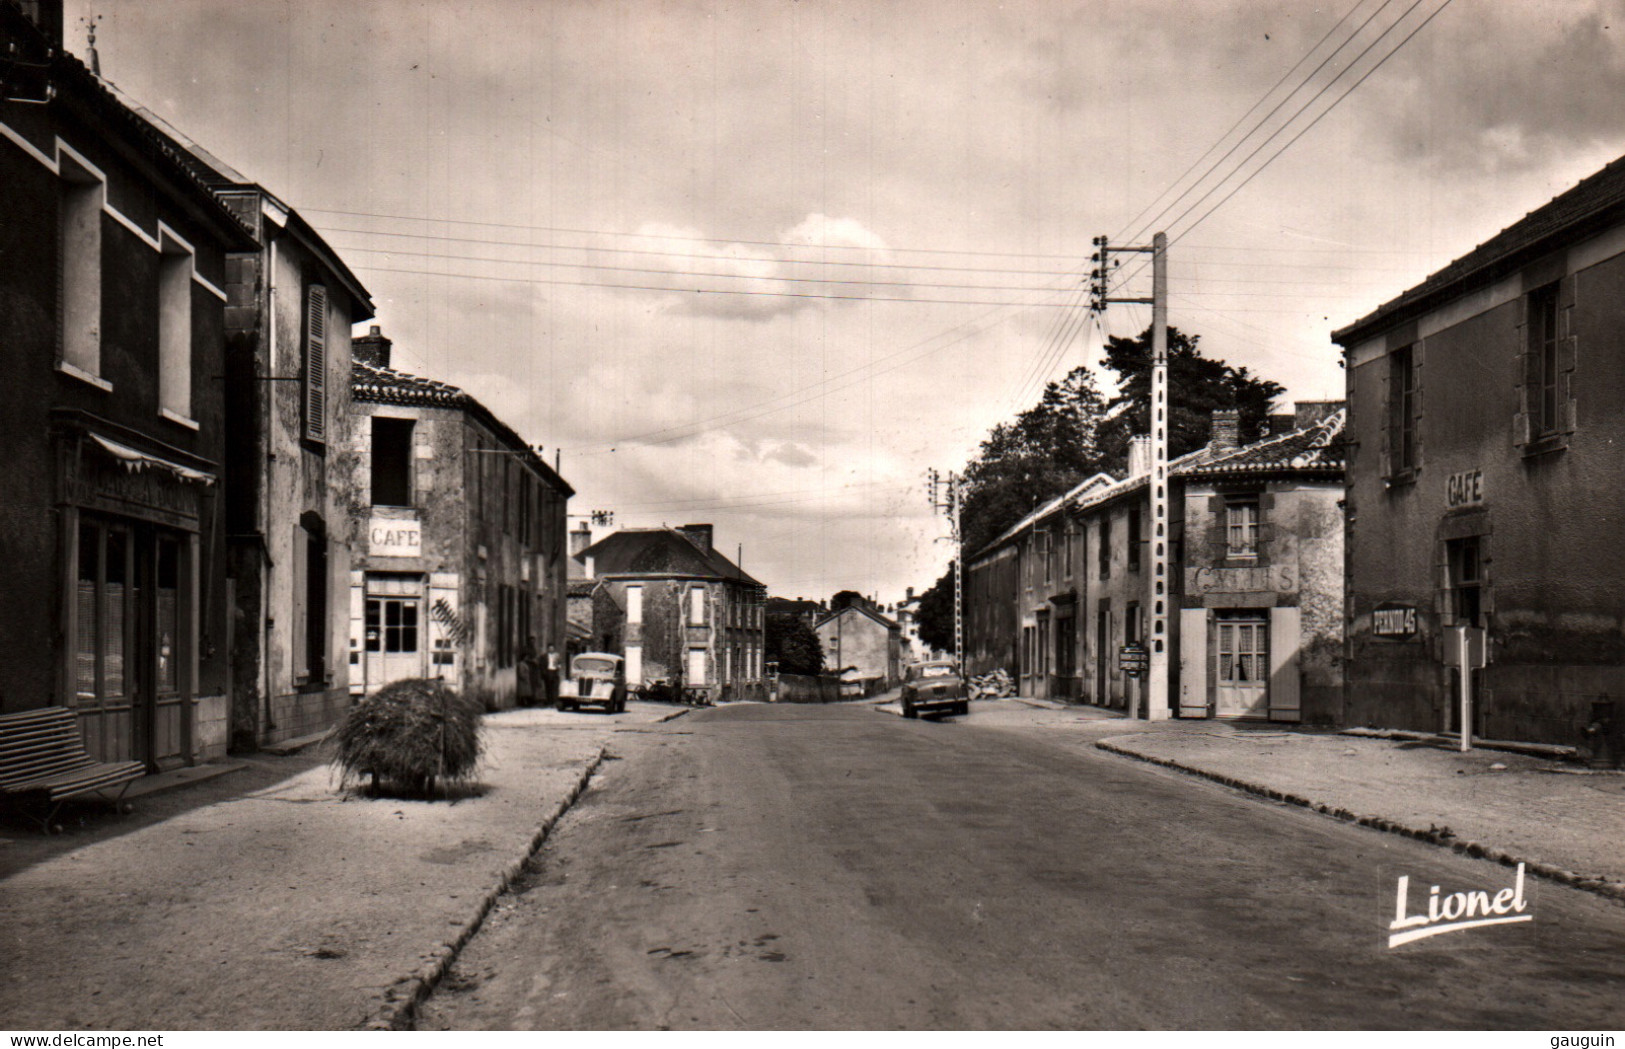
[418,703,1625,1030]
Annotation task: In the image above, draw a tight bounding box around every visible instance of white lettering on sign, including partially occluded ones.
[369,517,422,558]
[1446,469,1484,509]
[1185,564,1296,595]
[1372,606,1418,638]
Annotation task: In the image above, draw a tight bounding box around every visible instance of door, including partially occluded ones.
[365,595,426,689]
[1215,612,1268,719]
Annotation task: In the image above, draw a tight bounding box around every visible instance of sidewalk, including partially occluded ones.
[874,696,1624,901]
[0,702,686,1031]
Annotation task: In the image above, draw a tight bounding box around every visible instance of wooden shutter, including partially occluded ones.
[1557,273,1578,435]
[304,284,328,443]
[1410,339,1424,468]
[1512,291,1536,448]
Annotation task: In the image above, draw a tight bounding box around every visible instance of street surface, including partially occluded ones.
[419,702,1625,1030]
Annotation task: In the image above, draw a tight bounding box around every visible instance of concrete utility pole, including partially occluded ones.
[928,469,964,671]
[1090,232,1172,720]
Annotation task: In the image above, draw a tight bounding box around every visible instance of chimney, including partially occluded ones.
[1210,409,1241,451]
[678,523,713,554]
[906,586,915,602]
[18,1,64,49]
[1293,400,1343,430]
[352,325,392,369]
[1128,434,1153,479]
[569,522,592,557]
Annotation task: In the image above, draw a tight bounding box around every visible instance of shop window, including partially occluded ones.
[371,418,414,506]
[1448,536,1484,627]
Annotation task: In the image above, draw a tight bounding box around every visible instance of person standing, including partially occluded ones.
[517,636,539,707]
[544,643,562,709]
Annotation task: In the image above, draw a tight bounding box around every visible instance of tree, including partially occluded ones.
[959,365,1108,555]
[765,613,825,675]
[1094,325,1286,471]
[915,568,956,655]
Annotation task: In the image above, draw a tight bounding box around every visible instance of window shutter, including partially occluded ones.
[1379,350,1393,478]
[1512,293,1535,448]
[304,284,328,443]
[1558,273,1578,435]
[1410,339,1424,468]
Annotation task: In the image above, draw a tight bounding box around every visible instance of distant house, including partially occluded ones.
[576,525,766,702]
[1333,151,1625,750]
[0,1,259,768]
[766,596,826,627]
[346,332,572,707]
[815,604,902,690]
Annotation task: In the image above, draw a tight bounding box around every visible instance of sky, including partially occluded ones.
[67,0,1625,605]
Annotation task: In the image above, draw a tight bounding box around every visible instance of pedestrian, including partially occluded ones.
[544,643,562,709]
[517,635,539,707]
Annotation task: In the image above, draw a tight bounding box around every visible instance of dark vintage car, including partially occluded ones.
[901,660,967,719]
[562,653,626,713]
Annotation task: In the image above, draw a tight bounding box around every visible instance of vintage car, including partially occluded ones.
[901,659,967,719]
[562,652,627,713]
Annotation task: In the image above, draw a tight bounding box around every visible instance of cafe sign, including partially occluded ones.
[1446,468,1483,509]
[369,516,422,558]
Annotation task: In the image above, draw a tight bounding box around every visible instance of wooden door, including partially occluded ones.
[1215,614,1268,719]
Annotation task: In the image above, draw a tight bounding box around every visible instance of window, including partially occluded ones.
[1098,517,1111,579]
[687,647,708,686]
[1126,601,1142,646]
[371,418,414,506]
[59,154,104,380]
[1226,499,1260,558]
[1388,343,1419,475]
[365,598,419,653]
[627,585,643,626]
[689,586,706,626]
[1062,524,1074,578]
[1516,280,1575,450]
[303,284,328,443]
[157,234,193,421]
[625,644,643,686]
[1127,507,1142,572]
[74,520,128,706]
[1448,536,1484,627]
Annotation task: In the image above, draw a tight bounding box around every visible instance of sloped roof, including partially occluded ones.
[1334,152,1625,343]
[578,528,763,587]
[352,359,574,496]
[1178,409,1345,479]
[814,603,900,633]
[567,579,598,598]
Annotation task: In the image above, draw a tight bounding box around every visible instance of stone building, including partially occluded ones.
[1334,152,1625,751]
[965,408,1345,721]
[575,526,766,702]
[0,1,259,767]
[814,603,902,689]
[346,331,572,707]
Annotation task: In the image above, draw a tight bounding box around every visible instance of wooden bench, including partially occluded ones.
[0,707,145,833]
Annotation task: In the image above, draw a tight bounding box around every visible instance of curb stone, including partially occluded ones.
[366,746,610,1031]
[1093,736,1625,907]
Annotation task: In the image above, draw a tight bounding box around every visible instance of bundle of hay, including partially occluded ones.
[334,678,483,796]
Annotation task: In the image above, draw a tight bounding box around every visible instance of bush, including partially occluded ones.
[334,678,484,797]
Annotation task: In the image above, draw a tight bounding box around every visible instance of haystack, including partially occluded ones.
[334,678,483,796]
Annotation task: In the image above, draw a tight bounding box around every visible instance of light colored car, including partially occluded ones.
[901,660,967,719]
[562,653,626,713]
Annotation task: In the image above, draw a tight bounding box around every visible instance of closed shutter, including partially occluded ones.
[304,284,328,443]
[1179,608,1208,718]
[1267,607,1301,723]
[1557,273,1578,435]
[1410,338,1424,468]
[1512,291,1536,447]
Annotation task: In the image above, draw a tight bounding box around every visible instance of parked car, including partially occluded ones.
[901,660,967,719]
[562,653,626,713]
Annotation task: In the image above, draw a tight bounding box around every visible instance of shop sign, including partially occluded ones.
[1446,468,1484,509]
[369,517,422,557]
[1372,604,1419,640]
[1118,644,1148,676]
[1185,564,1296,595]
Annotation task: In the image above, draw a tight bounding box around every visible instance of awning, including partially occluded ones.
[89,433,216,485]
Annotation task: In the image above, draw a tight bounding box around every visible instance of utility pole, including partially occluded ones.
[928,469,964,671]
[1090,231,1172,720]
